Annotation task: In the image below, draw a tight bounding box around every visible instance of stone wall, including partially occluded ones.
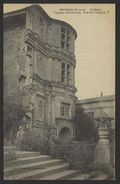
[50,141,95,171]
[4,15,26,97]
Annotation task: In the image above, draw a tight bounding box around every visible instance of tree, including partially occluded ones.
[73,105,98,142]
[4,91,24,144]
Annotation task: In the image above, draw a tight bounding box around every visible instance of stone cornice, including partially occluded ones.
[77,95,115,105]
[81,106,115,111]
[55,117,73,123]
[22,74,77,97]
[25,29,76,67]
[51,81,77,94]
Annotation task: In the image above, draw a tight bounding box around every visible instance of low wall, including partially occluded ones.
[50,141,95,171]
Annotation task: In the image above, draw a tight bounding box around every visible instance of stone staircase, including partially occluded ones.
[4,146,110,180]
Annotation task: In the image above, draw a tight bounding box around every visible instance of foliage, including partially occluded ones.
[50,140,95,171]
[15,129,50,154]
[67,141,95,171]
[73,105,98,142]
[4,90,24,144]
[15,130,33,151]
[32,132,50,154]
[4,149,17,163]
[50,138,72,160]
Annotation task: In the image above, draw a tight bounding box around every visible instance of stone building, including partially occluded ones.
[4,5,77,142]
[76,95,115,129]
[76,95,115,166]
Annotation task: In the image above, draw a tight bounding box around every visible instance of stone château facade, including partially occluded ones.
[4,5,77,141]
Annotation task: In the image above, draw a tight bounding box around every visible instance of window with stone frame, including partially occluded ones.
[61,27,70,51]
[67,64,71,85]
[61,62,65,83]
[61,62,71,85]
[60,103,70,117]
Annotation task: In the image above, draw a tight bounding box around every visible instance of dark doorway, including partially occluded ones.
[59,127,71,143]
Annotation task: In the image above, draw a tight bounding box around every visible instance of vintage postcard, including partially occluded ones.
[3,3,115,180]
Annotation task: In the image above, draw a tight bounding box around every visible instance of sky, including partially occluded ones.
[4,4,115,100]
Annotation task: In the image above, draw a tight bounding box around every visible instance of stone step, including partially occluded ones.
[92,173,109,180]
[88,171,109,180]
[16,151,41,158]
[5,163,69,180]
[4,151,41,163]
[12,155,51,165]
[39,169,81,180]
[4,151,41,165]
[4,159,63,177]
[69,173,91,180]
[4,151,17,158]
[4,151,18,167]
[4,146,16,152]
[4,154,52,175]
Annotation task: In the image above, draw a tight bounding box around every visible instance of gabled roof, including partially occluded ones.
[94,108,113,120]
[4,4,77,39]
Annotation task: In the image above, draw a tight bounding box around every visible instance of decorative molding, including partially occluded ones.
[25,28,76,66]
[55,117,72,124]
[36,91,45,97]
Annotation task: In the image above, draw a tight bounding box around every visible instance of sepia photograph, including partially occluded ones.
[3,3,115,180]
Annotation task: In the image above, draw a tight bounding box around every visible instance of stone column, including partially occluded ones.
[94,121,111,170]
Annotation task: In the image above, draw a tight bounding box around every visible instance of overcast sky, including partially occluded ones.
[4,4,115,100]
